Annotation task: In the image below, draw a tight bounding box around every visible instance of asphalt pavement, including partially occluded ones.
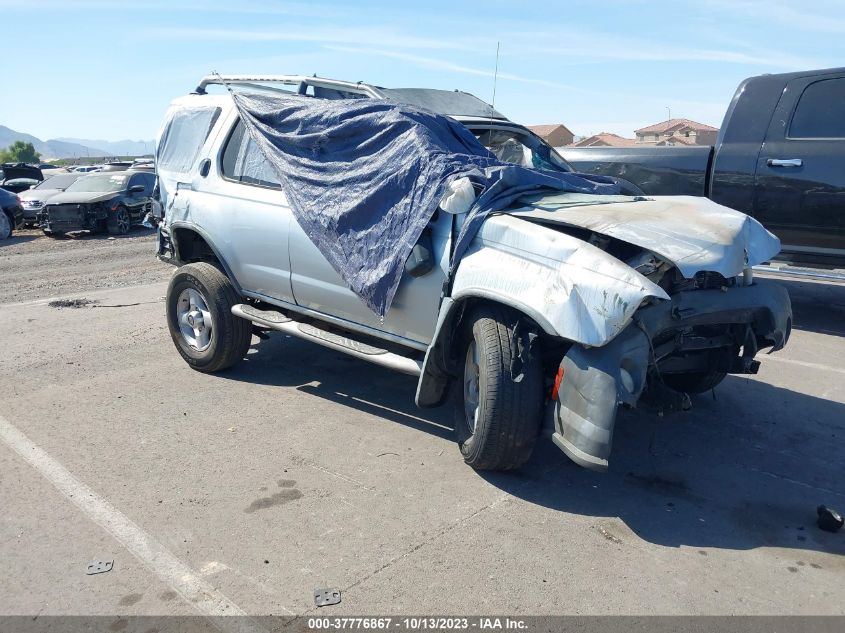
[0,229,843,622]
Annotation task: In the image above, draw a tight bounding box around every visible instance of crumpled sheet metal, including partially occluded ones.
[511,194,781,278]
[230,91,619,318]
[452,215,669,347]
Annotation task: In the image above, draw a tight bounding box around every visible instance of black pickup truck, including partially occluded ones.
[559,67,845,265]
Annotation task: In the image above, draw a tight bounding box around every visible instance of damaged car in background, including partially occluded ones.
[18,172,85,226]
[154,75,791,472]
[38,170,156,237]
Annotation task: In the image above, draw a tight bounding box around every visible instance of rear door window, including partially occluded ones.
[220,120,281,188]
[789,78,845,139]
[157,106,221,173]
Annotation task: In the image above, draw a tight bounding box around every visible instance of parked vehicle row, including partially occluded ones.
[37,170,157,237]
[0,167,158,239]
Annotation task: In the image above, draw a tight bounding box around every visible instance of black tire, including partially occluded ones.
[107,205,130,235]
[662,370,727,394]
[453,305,543,471]
[0,211,12,240]
[166,262,252,373]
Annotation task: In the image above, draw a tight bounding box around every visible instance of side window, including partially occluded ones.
[789,78,845,139]
[128,174,144,191]
[220,119,281,188]
[157,107,221,173]
[144,173,156,193]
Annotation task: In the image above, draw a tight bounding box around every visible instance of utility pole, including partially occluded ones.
[666,106,671,121]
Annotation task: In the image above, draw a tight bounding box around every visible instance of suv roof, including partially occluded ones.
[193,74,508,121]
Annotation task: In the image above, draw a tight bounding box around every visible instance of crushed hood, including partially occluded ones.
[45,191,119,205]
[509,194,781,279]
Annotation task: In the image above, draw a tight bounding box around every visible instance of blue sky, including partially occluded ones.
[2,0,843,142]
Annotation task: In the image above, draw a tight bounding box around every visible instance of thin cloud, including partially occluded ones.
[147,26,481,53]
[0,0,346,16]
[702,0,845,34]
[322,45,584,92]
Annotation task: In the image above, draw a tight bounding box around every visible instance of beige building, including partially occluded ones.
[571,132,637,147]
[635,118,719,146]
[527,124,575,147]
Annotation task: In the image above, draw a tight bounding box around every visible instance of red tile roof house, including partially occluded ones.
[635,118,719,146]
[527,124,575,147]
[571,132,638,147]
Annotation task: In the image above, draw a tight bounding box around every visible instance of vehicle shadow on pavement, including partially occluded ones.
[484,376,845,557]
[223,335,844,557]
[775,278,845,337]
[224,335,455,442]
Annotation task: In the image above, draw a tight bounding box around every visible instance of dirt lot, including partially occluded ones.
[0,230,843,622]
[0,227,171,304]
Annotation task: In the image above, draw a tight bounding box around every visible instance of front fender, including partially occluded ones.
[415,216,667,408]
[451,215,667,345]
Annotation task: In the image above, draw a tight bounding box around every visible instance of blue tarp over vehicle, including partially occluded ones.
[232,91,620,318]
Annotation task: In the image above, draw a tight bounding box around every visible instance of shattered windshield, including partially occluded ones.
[471,127,571,173]
[65,173,129,193]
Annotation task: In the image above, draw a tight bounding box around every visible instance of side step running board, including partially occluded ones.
[232,304,423,376]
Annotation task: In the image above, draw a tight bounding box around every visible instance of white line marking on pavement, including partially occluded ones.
[763,354,845,376]
[0,413,269,633]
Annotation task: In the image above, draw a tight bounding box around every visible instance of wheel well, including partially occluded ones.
[444,297,568,371]
[172,227,221,266]
[416,296,570,408]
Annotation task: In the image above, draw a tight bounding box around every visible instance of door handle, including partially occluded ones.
[767,158,802,167]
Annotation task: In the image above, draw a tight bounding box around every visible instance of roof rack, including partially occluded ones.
[194,74,381,97]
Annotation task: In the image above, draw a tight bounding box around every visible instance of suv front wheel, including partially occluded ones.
[453,305,543,471]
[166,262,252,372]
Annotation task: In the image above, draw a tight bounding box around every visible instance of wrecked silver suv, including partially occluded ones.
[155,75,791,472]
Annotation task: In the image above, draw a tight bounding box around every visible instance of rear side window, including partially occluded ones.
[221,120,281,188]
[157,106,220,173]
[789,78,845,139]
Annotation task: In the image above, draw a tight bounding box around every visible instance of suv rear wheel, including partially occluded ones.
[166,263,252,372]
[453,306,543,471]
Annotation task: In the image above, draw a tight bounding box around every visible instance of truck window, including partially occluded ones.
[157,107,221,173]
[789,78,845,139]
[221,120,281,188]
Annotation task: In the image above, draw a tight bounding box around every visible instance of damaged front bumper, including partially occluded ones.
[38,203,108,233]
[552,280,792,471]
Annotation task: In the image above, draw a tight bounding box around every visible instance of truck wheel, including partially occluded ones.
[107,206,130,235]
[453,306,543,471]
[663,370,727,394]
[0,212,11,240]
[166,262,252,373]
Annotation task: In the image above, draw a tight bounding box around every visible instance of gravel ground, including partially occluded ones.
[0,227,171,304]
